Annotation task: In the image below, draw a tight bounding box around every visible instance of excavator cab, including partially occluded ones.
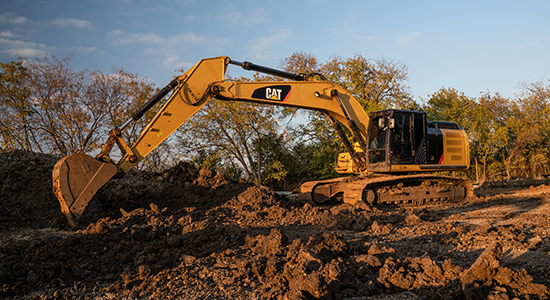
[366,109,427,172]
[337,108,468,175]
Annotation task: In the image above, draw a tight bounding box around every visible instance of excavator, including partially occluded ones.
[52,56,473,227]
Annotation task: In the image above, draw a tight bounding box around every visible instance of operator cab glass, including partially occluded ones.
[366,109,427,172]
[368,115,388,164]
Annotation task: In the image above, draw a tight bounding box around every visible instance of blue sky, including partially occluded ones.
[1,0,548,102]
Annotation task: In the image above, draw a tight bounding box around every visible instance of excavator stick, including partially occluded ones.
[52,153,118,227]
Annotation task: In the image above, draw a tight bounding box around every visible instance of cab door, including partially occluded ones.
[366,114,391,172]
[389,112,414,164]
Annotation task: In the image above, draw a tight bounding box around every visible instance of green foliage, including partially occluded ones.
[423,87,474,127]
[423,80,550,181]
[175,96,284,185]
[322,54,417,113]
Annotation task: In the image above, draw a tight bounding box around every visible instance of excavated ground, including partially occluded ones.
[1,149,550,300]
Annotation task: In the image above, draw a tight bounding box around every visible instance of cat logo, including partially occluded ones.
[251,85,291,102]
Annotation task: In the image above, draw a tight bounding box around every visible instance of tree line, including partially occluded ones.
[1,53,549,190]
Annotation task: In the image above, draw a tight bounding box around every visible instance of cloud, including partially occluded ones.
[353,33,385,41]
[0,37,46,56]
[1,13,93,30]
[110,30,230,48]
[161,56,194,72]
[0,14,96,58]
[168,32,208,45]
[515,39,549,50]
[0,13,31,25]
[225,7,267,26]
[110,31,165,45]
[72,46,99,53]
[184,15,197,23]
[395,32,422,46]
[110,31,212,46]
[108,30,124,36]
[175,61,193,71]
[163,55,180,66]
[0,36,97,58]
[1,30,14,38]
[51,18,93,29]
[109,30,231,66]
[248,29,292,57]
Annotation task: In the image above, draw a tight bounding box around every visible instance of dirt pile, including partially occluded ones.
[0,149,60,230]
[1,149,550,299]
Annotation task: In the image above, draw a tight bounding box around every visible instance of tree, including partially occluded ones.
[84,66,161,168]
[175,96,284,185]
[322,54,417,113]
[253,132,290,190]
[423,87,474,128]
[468,92,509,181]
[0,54,157,159]
[504,80,550,178]
[14,54,89,155]
[0,60,33,150]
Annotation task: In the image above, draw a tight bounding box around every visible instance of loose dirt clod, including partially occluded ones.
[1,149,550,299]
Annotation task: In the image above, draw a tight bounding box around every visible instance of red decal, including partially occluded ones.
[283,90,291,102]
[438,153,444,164]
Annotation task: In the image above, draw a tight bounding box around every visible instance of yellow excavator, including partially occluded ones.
[53,56,472,227]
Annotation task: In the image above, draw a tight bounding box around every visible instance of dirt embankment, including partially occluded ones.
[1,149,550,299]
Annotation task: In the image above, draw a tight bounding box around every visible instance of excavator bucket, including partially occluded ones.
[52,153,118,227]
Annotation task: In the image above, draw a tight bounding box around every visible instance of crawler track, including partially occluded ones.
[299,174,474,207]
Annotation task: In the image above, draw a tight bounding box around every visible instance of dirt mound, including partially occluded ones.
[1,150,550,299]
[0,149,60,230]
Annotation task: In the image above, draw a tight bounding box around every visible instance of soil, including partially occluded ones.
[1,149,550,299]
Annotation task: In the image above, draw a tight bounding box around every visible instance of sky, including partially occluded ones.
[1,0,549,103]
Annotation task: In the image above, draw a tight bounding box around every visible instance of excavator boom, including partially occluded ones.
[53,56,472,227]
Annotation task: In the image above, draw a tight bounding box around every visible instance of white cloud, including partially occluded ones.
[1,13,93,30]
[161,56,193,72]
[168,32,207,45]
[0,37,46,56]
[133,33,164,44]
[73,46,99,53]
[226,7,267,26]
[248,29,292,56]
[0,37,40,50]
[184,15,197,23]
[0,13,31,25]
[110,32,165,45]
[3,48,45,56]
[395,32,422,46]
[249,8,267,23]
[226,11,246,25]
[163,55,180,66]
[108,30,231,65]
[353,33,385,41]
[1,30,13,38]
[110,30,230,49]
[0,14,96,58]
[111,31,216,46]
[51,18,93,29]
[175,61,193,71]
